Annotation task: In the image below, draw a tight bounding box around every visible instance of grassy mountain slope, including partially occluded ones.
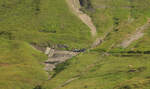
[44,52,150,89]
[0,38,48,89]
[43,0,150,89]
[1,0,150,89]
[89,0,150,50]
[0,0,92,48]
[0,0,93,89]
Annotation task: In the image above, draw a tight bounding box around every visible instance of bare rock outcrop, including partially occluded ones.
[44,48,78,71]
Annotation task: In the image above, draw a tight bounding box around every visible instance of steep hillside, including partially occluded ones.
[0,38,48,89]
[0,0,93,89]
[1,0,150,89]
[43,0,150,89]
[0,0,93,49]
[44,52,150,89]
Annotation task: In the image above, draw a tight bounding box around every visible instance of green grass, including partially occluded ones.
[42,0,150,89]
[43,52,150,89]
[1,0,150,89]
[83,0,150,52]
[0,0,93,49]
[0,38,48,89]
[89,0,150,36]
[127,27,150,51]
[0,0,93,88]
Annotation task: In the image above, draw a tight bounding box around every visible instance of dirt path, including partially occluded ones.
[44,0,105,73]
[44,0,99,73]
[120,20,150,48]
[66,0,97,37]
[54,77,80,89]
[66,0,105,48]
[53,57,101,89]
[43,0,101,83]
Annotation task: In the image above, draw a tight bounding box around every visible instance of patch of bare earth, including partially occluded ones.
[66,0,97,37]
[120,20,150,48]
[44,47,78,72]
[0,63,11,66]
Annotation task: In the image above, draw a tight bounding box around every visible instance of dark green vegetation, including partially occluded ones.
[1,0,150,89]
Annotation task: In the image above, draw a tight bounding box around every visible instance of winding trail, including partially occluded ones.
[66,0,104,48]
[66,0,97,37]
[52,19,150,89]
[44,0,100,72]
[43,0,102,88]
[120,19,150,48]
[42,1,150,88]
[43,0,101,87]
